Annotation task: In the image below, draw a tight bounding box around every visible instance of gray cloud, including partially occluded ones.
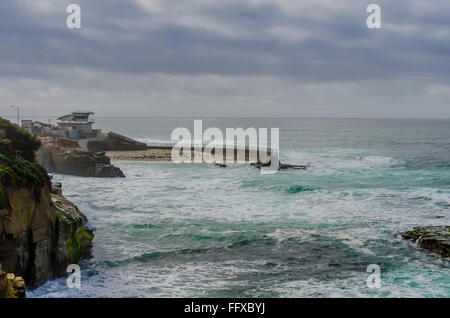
[1,0,449,117]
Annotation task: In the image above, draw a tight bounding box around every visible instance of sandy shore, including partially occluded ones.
[106,147,276,163]
[106,148,172,161]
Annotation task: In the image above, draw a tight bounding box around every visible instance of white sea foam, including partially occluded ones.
[28,120,450,298]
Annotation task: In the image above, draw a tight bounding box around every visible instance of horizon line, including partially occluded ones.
[2,115,450,120]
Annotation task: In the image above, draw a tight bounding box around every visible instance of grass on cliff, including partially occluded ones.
[0,118,49,207]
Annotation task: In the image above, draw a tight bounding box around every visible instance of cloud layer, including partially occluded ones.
[1,0,449,117]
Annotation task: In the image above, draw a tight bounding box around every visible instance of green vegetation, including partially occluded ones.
[0,117,49,200]
[66,223,94,263]
[0,117,40,161]
[402,226,450,239]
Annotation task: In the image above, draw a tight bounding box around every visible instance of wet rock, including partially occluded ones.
[398,226,450,258]
[215,163,227,168]
[95,164,125,178]
[251,161,307,171]
[279,163,307,170]
[36,135,125,178]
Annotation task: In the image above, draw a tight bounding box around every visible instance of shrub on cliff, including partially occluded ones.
[0,117,40,161]
[0,118,49,202]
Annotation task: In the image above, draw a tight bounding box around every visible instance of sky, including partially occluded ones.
[1,0,450,118]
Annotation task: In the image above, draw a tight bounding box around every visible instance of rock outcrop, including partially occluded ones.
[36,136,125,178]
[0,270,26,298]
[0,117,94,291]
[0,183,94,288]
[398,226,450,258]
[251,161,307,171]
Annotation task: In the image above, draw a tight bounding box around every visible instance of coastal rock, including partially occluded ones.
[36,136,125,178]
[0,118,94,291]
[251,161,307,171]
[398,226,450,258]
[95,165,125,178]
[279,163,307,170]
[0,270,26,298]
[0,184,94,288]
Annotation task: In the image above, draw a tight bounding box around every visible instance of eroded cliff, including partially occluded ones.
[0,117,94,291]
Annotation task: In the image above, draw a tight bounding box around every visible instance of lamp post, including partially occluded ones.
[10,105,20,126]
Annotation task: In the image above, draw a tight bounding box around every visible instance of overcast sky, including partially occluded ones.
[1,0,450,118]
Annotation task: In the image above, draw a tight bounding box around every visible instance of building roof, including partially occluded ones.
[57,114,74,121]
[57,110,95,121]
[72,110,94,115]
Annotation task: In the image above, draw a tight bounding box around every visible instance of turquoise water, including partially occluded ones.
[29,118,450,297]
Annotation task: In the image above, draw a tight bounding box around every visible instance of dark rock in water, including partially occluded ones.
[94,152,125,177]
[250,162,272,169]
[398,226,450,258]
[215,163,227,168]
[279,163,307,170]
[251,161,307,171]
[36,135,125,178]
[95,165,125,178]
[95,152,110,165]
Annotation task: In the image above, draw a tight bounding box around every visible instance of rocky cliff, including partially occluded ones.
[36,136,124,178]
[0,183,93,288]
[0,118,94,291]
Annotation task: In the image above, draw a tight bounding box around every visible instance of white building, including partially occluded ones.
[56,110,101,140]
[21,120,32,131]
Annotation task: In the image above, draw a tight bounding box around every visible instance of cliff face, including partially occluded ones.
[0,184,94,288]
[36,136,124,178]
[0,117,94,291]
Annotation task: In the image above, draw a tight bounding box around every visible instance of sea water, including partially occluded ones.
[29,118,450,297]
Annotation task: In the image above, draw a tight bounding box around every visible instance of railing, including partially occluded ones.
[57,115,95,124]
[57,119,95,123]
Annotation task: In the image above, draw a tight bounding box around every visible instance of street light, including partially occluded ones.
[10,105,20,126]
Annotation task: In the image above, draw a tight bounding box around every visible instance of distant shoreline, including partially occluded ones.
[106,149,172,161]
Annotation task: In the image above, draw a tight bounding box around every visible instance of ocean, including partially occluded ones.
[28,117,450,297]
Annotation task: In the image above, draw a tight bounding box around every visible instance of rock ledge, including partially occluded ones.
[398,226,450,258]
